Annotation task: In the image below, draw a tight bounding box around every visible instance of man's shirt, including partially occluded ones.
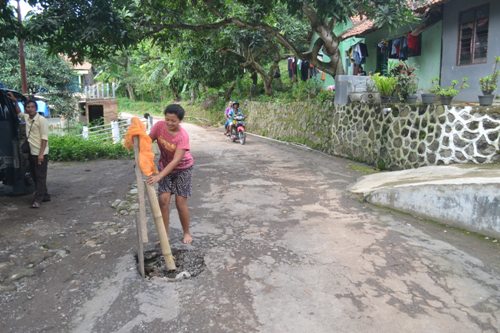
[23,113,49,155]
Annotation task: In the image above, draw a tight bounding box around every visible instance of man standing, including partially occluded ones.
[7,92,50,208]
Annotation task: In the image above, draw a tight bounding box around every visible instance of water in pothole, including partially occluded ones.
[137,245,206,279]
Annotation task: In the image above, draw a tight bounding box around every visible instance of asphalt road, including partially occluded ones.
[1,122,499,333]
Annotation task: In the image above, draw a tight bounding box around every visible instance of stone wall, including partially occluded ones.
[245,101,500,169]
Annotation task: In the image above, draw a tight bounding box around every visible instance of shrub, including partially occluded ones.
[430,77,469,97]
[371,74,397,97]
[479,56,500,95]
[317,89,335,104]
[292,79,323,100]
[49,134,132,161]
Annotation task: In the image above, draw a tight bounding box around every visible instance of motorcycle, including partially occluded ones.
[230,114,246,145]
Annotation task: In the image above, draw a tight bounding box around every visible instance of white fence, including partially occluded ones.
[83,82,118,99]
[82,118,147,143]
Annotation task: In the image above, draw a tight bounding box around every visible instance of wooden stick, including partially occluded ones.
[133,137,148,243]
[135,212,145,278]
[145,182,177,271]
[132,137,147,278]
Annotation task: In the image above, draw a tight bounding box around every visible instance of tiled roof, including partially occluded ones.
[341,19,375,38]
[341,0,449,38]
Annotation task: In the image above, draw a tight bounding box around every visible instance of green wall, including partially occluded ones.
[363,22,443,92]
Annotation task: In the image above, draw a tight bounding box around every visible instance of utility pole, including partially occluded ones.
[16,0,28,94]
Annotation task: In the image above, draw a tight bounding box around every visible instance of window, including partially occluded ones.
[458,5,489,65]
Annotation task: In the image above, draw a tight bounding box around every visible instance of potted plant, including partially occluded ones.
[478,56,499,106]
[390,61,418,103]
[430,77,469,105]
[371,73,397,103]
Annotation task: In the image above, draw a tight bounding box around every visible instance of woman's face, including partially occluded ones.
[165,113,181,131]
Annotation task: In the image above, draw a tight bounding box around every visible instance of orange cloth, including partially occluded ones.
[124,117,157,176]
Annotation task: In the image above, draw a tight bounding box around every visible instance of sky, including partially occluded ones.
[10,0,35,18]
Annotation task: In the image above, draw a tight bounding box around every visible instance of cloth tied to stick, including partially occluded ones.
[124,117,157,176]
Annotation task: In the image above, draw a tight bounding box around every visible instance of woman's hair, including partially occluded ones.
[25,100,38,110]
[144,112,150,119]
[163,104,185,120]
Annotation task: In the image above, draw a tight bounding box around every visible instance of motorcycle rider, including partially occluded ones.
[227,101,244,137]
[224,100,233,136]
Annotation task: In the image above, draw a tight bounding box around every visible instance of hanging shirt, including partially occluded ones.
[407,33,420,55]
[300,60,310,81]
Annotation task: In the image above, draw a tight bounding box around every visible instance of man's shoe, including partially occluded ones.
[31,202,40,208]
[42,196,51,202]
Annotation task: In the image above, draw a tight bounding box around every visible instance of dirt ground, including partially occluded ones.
[0,159,139,332]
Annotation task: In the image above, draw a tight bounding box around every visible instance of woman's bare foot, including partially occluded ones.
[182,233,193,244]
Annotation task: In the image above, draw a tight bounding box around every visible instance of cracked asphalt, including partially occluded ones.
[1,122,499,332]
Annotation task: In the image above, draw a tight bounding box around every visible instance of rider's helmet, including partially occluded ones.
[232,101,240,109]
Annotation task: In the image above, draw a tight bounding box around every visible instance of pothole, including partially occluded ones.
[137,246,206,280]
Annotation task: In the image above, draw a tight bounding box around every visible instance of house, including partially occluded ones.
[340,0,500,102]
[61,55,95,93]
[70,61,95,92]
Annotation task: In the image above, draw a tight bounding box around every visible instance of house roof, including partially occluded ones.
[60,54,93,71]
[342,19,375,38]
[341,0,450,38]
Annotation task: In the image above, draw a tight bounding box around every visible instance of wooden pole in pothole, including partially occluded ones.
[145,182,176,271]
[133,137,147,278]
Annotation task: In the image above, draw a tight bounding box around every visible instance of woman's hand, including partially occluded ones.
[146,173,162,185]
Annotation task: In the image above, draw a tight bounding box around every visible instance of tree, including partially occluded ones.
[0,38,74,93]
[0,37,77,117]
[22,0,418,78]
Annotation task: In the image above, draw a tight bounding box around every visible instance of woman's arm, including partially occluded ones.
[146,148,186,184]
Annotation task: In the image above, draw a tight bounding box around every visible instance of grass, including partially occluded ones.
[348,163,380,174]
[117,97,225,127]
[117,97,164,117]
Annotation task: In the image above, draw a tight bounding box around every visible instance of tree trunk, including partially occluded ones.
[224,81,236,101]
[190,87,196,104]
[302,3,344,77]
[250,71,258,97]
[126,83,135,101]
[263,78,273,96]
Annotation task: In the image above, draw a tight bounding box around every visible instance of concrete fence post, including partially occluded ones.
[82,126,89,140]
[111,121,121,144]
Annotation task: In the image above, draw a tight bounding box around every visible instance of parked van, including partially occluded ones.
[0,88,33,195]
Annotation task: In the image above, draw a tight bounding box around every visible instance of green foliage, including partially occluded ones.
[371,74,397,97]
[292,79,323,100]
[0,38,78,117]
[479,56,499,95]
[0,38,74,93]
[49,134,132,161]
[117,97,164,116]
[430,77,469,97]
[20,0,418,78]
[317,89,335,104]
[390,61,418,101]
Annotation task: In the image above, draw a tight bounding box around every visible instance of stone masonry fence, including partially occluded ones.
[245,101,500,170]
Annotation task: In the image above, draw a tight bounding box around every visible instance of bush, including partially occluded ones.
[371,74,397,97]
[317,89,335,104]
[49,134,132,161]
[292,79,323,100]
